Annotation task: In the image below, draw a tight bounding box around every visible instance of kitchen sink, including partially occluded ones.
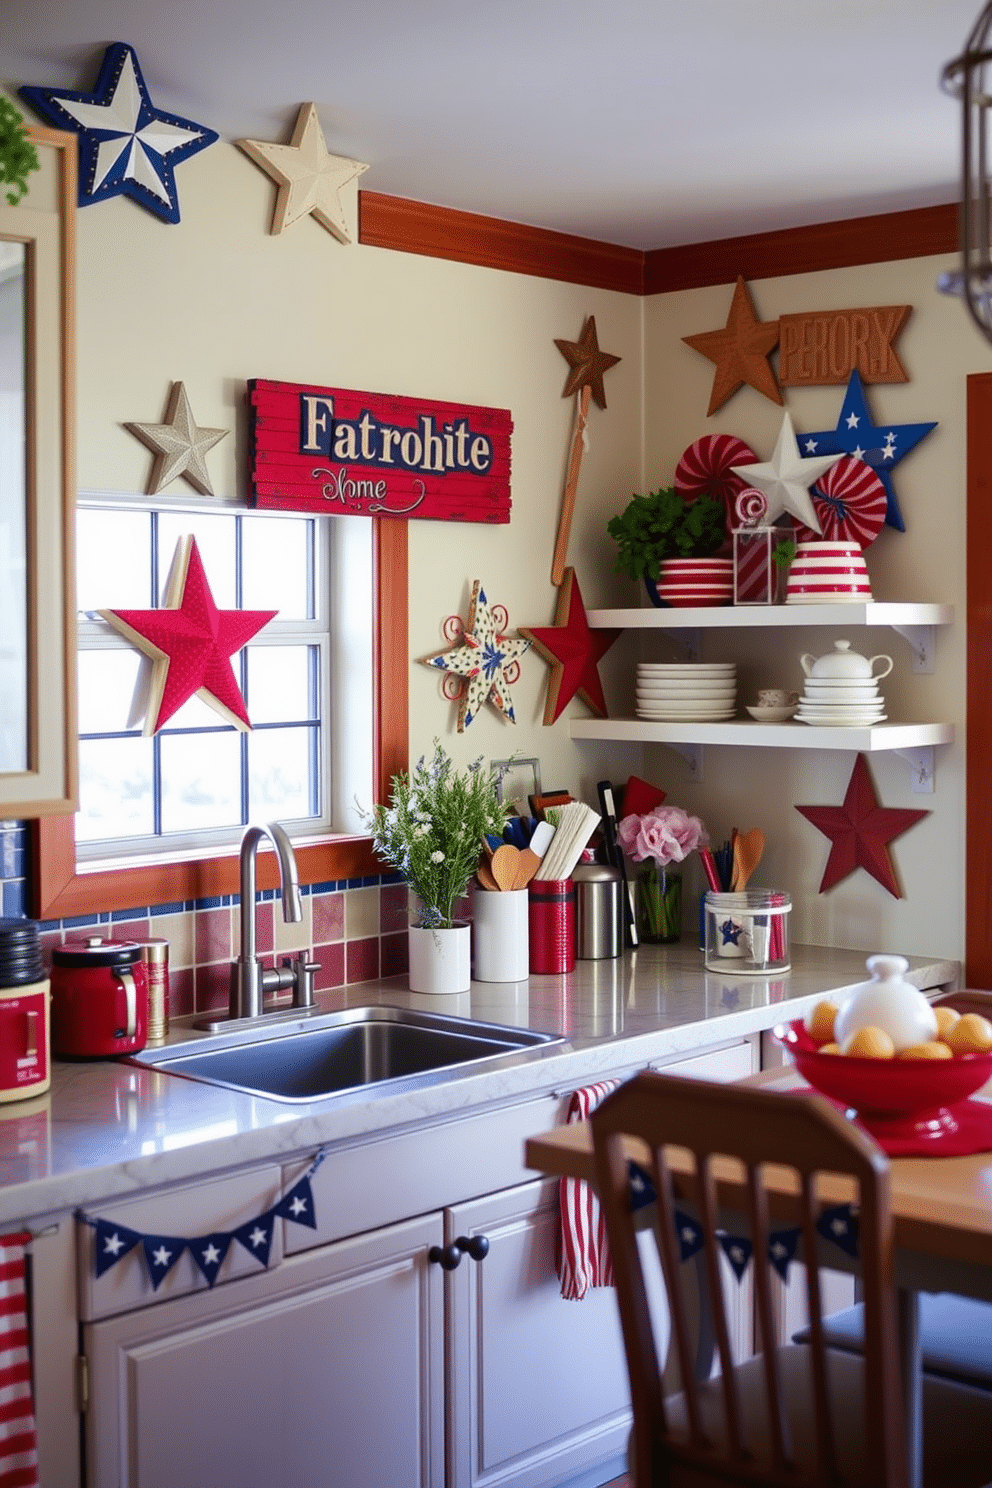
[129,1005,564,1103]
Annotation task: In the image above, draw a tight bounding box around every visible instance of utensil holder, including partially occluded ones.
[703,890,791,974]
[528,879,576,974]
[473,888,529,982]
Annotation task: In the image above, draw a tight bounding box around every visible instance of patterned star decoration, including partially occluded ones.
[126,382,228,495]
[100,535,276,734]
[682,276,782,416]
[238,102,369,242]
[554,315,621,409]
[20,43,217,223]
[519,568,621,725]
[795,753,929,898]
[731,411,841,532]
[421,580,531,731]
[796,370,938,533]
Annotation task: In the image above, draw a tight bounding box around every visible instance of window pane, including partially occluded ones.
[77,736,154,841]
[77,508,150,611]
[78,649,148,734]
[242,517,311,619]
[160,732,242,833]
[249,726,316,820]
[157,511,236,607]
[246,645,313,724]
[165,684,248,732]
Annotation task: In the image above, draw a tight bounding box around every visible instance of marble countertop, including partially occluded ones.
[0,942,957,1227]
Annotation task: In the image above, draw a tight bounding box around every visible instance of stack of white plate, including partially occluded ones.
[795,676,887,726]
[636,663,737,721]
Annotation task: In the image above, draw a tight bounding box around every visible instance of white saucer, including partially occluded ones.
[796,711,887,726]
[745,705,798,722]
[636,707,736,721]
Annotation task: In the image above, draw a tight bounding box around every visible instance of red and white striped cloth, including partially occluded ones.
[0,1233,38,1488]
[556,1081,619,1300]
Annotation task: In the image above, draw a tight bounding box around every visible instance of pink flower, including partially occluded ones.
[616,805,708,868]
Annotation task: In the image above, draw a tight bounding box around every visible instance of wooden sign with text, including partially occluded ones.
[249,378,512,523]
[777,305,911,387]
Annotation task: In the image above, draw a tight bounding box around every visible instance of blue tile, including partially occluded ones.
[196,896,223,910]
[1,880,24,917]
[111,904,150,922]
[150,901,185,917]
[62,912,101,929]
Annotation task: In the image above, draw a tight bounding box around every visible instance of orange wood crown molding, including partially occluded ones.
[359,190,960,294]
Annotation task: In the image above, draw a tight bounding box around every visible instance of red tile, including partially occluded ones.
[39,928,63,971]
[195,906,232,966]
[380,931,409,979]
[312,890,344,943]
[346,937,379,984]
[314,941,345,990]
[167,967,195,1020]
[380,883,409,934]
[112,916,150,944]
[195,960,234,1013]
[254,899,273,957]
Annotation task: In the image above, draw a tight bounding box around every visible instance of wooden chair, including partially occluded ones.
[590,1070,992,1488]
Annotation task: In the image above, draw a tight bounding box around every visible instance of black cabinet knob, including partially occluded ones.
[428,1243,462,1270]
[455,1233,490,1262]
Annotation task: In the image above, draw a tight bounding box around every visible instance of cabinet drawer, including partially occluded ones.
[78,1164,285,1320]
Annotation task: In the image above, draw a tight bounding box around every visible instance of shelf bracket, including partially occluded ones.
[893,746,936,794]
[891,624,936,674]
[665,741,705,780]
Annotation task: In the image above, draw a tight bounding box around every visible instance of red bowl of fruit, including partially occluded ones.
[774,1018,992,1140]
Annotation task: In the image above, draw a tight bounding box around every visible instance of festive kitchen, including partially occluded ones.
[1,6,992,1486]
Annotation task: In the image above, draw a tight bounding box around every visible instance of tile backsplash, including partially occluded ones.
[0,822,410,1020]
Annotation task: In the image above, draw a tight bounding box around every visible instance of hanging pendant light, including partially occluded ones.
[939,4,992,342]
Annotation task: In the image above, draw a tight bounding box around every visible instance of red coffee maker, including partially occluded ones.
[51,936,148,1057]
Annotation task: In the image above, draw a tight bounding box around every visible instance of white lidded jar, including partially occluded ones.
[833,954,937,1053]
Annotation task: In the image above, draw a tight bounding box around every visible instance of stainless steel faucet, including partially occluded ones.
[230,822,320,1022]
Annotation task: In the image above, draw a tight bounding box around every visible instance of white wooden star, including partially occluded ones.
[238,102,369,242]
[731,412,841,533]
[126,382,228,495]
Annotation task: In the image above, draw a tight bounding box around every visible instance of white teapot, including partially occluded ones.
[800,639,893,680]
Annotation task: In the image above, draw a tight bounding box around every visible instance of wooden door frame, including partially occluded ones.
[967,372,992,985]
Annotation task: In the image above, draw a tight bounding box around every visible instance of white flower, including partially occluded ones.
[430,850,445,864]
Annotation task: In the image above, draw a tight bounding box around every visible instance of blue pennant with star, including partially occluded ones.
[718,1231,753,1283]
[94,1218,143,1277]
[188,1232,234,1288]
[796,370,937,533]
[275,1175,318,1230]
[816,1203,860,1258]
[628,1160,657,1212]
[767,1226,802,1281]
[233,1211,277,1269]
[20,42,218,223]
[142,1234,187,1290]
[673,1208,705,1262]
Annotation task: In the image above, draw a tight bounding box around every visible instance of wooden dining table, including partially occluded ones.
[524,1064,992,1488]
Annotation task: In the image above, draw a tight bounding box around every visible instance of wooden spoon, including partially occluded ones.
[731,828,765,891]
[476,861,500,892]
[511,847,540,890]
[490,843,521,891]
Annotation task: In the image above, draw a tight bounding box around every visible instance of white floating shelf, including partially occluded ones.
[586,602,953,630]
[570,719,954,750]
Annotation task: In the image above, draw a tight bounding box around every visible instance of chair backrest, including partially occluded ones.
[590,1070,907,1488]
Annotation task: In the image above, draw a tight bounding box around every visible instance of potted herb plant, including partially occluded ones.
[361,742,509,993]
[607,486,731,607]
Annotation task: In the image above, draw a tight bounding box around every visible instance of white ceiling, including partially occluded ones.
[0,0,981,250]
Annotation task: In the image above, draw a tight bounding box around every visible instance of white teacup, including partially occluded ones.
[758,688,799,708]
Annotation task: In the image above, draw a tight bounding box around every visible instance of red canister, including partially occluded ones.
[51,936,149,1057]
[528,879,576,975]
[0,918,51,1102]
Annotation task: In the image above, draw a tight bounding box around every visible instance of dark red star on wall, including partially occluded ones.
[520,568,621,724]
[795,753,929,898]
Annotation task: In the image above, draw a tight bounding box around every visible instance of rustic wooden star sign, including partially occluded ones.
[520,568,621,725]
[420,580,530,731]
[683,276,782,416]
[795,753,929,898]
[126,382,228,496]
[554,315,621,410]
[238,102,369,242]
[100,535,276,734]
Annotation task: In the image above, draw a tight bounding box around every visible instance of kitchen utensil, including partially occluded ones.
[490,844,521,891]
[476,861,500,892]
[51,936,149,1057]
[528,820,556,859]
[597,780,638,949]
[731,828,765,890]
[512,848,541,889]
[800,640,893,680]
[534,802,600,881]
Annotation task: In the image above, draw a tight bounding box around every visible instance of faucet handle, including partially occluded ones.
[285,950,321,1010]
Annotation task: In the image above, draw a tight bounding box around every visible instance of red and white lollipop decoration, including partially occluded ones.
[675,434,757,523]
[791,457,888,548]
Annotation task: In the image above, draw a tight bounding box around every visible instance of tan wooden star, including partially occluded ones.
[238,102,369,242]
[554,315,621,409]
[682,276,782,416]
[125,382,228,495]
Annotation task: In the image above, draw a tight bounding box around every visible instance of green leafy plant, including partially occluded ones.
[772,535,797,570]
[607,486,727,582]
[360,743,510,928]
[0,99,39,207]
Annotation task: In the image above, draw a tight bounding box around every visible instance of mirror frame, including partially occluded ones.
[0,124,77,818]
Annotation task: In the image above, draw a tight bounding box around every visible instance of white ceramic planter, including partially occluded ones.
[408,922,471,994]
[472,889,529,982]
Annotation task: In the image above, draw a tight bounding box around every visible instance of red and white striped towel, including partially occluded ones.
[0,1233,38,1488]
[556,1081,619,1300]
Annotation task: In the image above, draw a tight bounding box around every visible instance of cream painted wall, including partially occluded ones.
[644,260,992,958]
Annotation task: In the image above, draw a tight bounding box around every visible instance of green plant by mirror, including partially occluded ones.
[607,486,727,582]
[0,100,39,207]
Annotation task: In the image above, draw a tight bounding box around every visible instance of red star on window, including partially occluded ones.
[520,568,621,725]
[100,535,276,734]
[795,753,929,898]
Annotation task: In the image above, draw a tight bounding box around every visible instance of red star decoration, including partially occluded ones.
[100,535,276,734]
[520,568,621,724]
[682,276,782,416]
[554,315,621,409]
[795,753,929,898]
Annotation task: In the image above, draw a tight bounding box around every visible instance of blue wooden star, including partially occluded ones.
[795,370,937,533]
[20,43,218,223]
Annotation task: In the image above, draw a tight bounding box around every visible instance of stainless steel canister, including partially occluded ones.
[573,864,622,959]
[141,939,170,1045]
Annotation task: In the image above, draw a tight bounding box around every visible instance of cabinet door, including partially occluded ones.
[446,1178,633,1488]
[84,1210,445,1488]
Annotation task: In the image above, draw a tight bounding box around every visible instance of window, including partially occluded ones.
[31,517,407,919]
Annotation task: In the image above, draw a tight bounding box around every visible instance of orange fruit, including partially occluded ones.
[805,1000,838,1044]
[897,1040,953,1060]
[945,1013,992,1054]
[841,1026,895,1059]
[934,1005,961,1040]
[818,1042,841,1055]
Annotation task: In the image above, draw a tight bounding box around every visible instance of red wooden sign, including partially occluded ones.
[249,379,512,523]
